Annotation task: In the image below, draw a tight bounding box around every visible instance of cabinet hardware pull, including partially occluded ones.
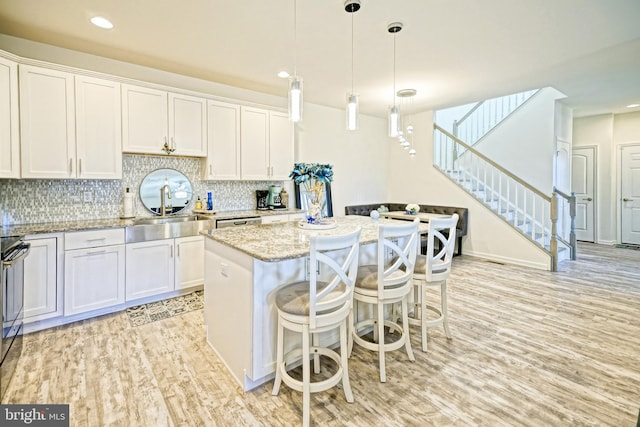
[78,159,82,175]
[209,164,212,175]
[171,137,175,150]
[170,246,174,258]
[69,158,73,175]
[177,244,180,257]
[87,249,106,255]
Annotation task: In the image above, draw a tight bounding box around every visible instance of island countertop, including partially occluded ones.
[202,216,426,262]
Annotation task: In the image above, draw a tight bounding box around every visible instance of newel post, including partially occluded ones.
[550,192,559,272]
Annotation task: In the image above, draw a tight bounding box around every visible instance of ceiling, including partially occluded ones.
[1,0,639,118]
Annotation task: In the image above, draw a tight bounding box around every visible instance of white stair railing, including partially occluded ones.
[452,89,538,147]
[433,124,576,271]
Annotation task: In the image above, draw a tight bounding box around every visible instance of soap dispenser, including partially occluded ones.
[195,196,202,210]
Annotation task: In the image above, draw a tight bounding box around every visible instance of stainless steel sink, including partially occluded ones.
[126,215,214,243]
[132,215,200,225]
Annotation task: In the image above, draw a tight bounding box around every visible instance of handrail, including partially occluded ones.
[452,89,539,146]
[434,124,577,271]
[455,100,484,127]
[435,124,551,201]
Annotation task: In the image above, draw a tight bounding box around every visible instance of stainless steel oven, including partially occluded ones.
[1,235,31,402]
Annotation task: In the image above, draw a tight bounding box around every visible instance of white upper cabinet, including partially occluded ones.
[19,65,121,179]
[75,76,122,179]
[19,65,76,179]
[122,84,168,155]
[122,84,206,157]
[240,107,293,180]
[0,56,19,178]
[169,92,207,156]
[202,100,241,180]
[268,111,294,180]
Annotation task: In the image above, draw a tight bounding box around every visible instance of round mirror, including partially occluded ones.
[139,168,193,216]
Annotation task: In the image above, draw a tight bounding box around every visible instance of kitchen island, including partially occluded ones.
[202,216,427,391]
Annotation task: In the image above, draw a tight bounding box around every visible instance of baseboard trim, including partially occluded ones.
[463,250,550,271]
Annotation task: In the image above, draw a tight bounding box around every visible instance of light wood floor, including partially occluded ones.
[6,243,640,426]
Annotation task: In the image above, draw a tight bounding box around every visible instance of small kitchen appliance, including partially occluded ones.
[267,185,283,209]
[256,190,269,210]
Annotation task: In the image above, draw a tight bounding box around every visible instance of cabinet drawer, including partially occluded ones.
[65,228,125,250]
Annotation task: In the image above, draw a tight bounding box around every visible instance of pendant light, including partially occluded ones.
[289,0,303,123]
[345,0,361,131]
[387,22,403,138]
[407,124,417,157]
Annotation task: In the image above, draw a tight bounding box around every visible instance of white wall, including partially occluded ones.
[474,87,566,194]
[387,111,551,270]
[573,111,640,244]
[295,103,389,216]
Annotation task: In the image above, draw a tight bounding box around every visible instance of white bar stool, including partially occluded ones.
[410,214,458,352]
[348,219,419,383]
[272,227,361,427]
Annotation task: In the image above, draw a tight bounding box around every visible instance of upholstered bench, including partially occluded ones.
[344,203,468,256]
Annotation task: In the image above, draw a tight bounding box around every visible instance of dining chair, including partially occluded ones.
[410,214,458,352]
[349,219,420,383]
[272,227,361,427]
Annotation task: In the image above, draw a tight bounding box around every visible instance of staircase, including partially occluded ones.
[453,89,539,147]
[433,93,577,271]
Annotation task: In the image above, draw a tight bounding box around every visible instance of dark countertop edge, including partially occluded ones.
[2,209,305,237]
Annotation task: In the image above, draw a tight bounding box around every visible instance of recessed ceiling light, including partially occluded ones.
[277,71,290,79]
[90,16,114,29]
[626,103,640,108]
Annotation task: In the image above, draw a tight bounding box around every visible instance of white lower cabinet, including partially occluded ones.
[175,236,204,290]
[126,239,175,301]
[125,235,203,301]
[64,229,125,316]
[24,235,62,322]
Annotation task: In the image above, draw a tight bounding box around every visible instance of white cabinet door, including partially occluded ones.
[175,236,204,289]
[268,111,293,180]
[240,106,270,180]
[75,76,122,179]
[0,56,19,178]
[202,100,240,180]
[19,65,76,178]
[24,236,61,321]
[125,239,175,301]
[240,107,293,180]
[64,245,125,315]
[121,84,168,154]
[168,92,207,157]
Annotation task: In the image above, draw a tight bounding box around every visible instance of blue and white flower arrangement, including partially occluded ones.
[405,203,420,215]
[289,163,333,223]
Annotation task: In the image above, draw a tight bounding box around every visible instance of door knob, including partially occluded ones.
[623,198,632,202]
[583,197,592,201]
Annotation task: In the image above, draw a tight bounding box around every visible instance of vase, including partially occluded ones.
[304,184,325,223]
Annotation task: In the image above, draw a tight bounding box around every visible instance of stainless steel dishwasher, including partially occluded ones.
[215,217,262,229]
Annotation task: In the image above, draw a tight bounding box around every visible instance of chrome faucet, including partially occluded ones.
[160,183,172,216]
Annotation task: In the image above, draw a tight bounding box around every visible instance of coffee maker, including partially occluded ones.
[256,190,269,210]
[267,185,283,209]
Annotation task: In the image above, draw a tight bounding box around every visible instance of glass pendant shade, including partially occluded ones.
[346,93,359,130]
[289,77,303,123]
[388,105,400,137]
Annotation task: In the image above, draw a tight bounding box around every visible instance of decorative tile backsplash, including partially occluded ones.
[0,154,283,225]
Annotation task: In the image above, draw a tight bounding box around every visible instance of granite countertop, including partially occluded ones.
[202,216,427,262]
[1,208,305,237]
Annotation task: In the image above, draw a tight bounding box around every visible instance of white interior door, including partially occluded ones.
[572,147,595,242]
[621,145,640,245]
